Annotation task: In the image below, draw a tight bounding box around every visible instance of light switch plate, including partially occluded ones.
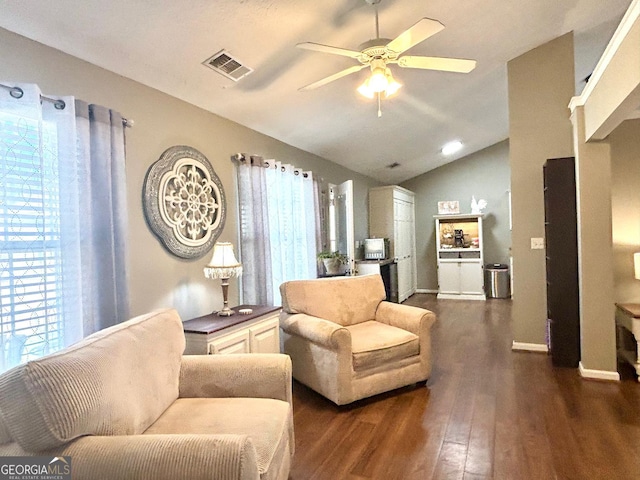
[531,237,545,249]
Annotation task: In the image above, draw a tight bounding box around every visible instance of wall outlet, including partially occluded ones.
[531,237,545,250]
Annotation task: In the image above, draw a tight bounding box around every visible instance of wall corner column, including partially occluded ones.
[570,104,618,376]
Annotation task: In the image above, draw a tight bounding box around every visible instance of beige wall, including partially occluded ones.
[507,33,575,345]
[611,119,640,303]
[572,106,616,373]
[0,27,380,320]
[401,140,511,291]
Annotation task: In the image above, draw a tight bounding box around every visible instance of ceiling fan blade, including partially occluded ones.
[299,64,367,91]
[397,56,476,73]
[296,42,363,59]
[385,18,445,55]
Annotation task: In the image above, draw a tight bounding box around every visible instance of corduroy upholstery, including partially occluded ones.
[280,275,436,405]
[0,308,294,480]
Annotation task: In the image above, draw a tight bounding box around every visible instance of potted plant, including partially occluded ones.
[317,251,348,275]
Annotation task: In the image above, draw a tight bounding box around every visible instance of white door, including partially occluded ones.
[460,262,484,295]
[331,180,355,275]
[438,262,461,294]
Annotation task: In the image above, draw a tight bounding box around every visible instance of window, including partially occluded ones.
[0,112,65,370]
[236,156,319,306]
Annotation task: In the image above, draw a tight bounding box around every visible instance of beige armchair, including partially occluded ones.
[0,309,293,480]
[279,274,436,405]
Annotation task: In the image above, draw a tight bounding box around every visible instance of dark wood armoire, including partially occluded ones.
[543,157,580,367]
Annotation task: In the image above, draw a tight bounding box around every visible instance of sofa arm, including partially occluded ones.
[280,312,351,350]
[179,354,291,404]
[53,433,260,480]
[375,301,436,336]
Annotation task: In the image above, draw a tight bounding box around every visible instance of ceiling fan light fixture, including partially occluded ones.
[358,66,401,99]
[368,66,389,92]
[384,70,402,97]
[357,80,375,99]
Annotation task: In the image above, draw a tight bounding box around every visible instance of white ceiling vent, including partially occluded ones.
[203,50,253,82]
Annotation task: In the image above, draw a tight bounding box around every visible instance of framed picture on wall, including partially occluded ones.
[438,201,460,215]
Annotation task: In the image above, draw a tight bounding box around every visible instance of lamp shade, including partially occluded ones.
[204,242,243,280]
[634,252,640,280]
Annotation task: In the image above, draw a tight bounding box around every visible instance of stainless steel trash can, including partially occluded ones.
[485,264,511,298]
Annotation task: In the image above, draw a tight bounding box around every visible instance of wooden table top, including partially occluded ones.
[182,304,281,334]
[616,303,640,318]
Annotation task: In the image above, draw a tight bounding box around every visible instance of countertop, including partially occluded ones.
[355,258,395,266]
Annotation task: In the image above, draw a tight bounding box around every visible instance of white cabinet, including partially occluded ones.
[210,329,251,354]
[369,186,416,302]
[183,306,281,355]
[435,214,485,300]
[249,317,280,353]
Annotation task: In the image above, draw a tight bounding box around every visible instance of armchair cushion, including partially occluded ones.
[144,397,292,480]
[179,354,292,403]
[346,321,419,371]
[280,274,385,326]
[0,309,184,452]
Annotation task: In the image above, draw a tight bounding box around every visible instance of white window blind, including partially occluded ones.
[0,111,64,370]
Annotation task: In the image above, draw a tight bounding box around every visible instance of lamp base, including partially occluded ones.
[217,307,234,317]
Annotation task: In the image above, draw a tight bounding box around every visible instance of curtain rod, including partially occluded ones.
[0,83,133,128]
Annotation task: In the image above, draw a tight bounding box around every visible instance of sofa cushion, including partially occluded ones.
[0,308,185,451]
[346,321,420,371]
[144,397,291,480]
[280,275,386,326]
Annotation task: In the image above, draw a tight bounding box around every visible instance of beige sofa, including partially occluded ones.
[0,308,294,480]
[280,274,436,405]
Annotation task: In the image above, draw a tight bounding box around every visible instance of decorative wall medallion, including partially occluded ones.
[143,145,225,259]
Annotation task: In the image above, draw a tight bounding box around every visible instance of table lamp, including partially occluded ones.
[204,242,243,316]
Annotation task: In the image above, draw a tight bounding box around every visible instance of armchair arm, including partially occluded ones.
[279,313,351,350]
[179,353,291,404]
[52,433,259,480]
[375,301,436,336]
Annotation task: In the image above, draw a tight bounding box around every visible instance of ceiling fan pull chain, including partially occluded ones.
[377,92,382,118]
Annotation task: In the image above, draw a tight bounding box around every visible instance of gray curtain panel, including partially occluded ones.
[0,83,130,373]
[75,101,130,334]
[236,155,273,305]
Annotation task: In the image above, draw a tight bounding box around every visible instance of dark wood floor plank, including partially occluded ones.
[289,294,640,480]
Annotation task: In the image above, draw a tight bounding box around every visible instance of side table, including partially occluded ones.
[615,303,640,380]
[183,304,281,355]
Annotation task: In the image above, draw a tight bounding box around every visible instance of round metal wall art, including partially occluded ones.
[143,145,226,259]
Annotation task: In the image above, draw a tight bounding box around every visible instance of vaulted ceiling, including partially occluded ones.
[0,0,633,183]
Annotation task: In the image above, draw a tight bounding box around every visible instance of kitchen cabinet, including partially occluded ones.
[369,186,416,302]
[435,214,485,300]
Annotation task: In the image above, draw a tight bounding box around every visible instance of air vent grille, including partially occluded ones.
[203,50,253,82]
[387,162,401,169]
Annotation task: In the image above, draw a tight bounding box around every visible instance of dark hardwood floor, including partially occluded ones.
[289,295,640,480]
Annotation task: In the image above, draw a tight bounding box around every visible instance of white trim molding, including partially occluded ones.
[579,362,620,382]
[437,293,486,301]
[415,288,438,294]
[512,341,548,353]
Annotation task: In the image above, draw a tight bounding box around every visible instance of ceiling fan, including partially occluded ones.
[297,0,476,111]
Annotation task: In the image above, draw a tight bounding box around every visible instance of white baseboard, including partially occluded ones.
[415,288,438,294]
[579,362,620,382]
[437,293,486,301]
[511,341,548,353]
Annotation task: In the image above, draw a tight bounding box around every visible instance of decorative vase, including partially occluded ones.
[322,258,341,275]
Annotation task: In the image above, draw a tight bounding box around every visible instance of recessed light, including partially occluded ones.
[441,140,463,156]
